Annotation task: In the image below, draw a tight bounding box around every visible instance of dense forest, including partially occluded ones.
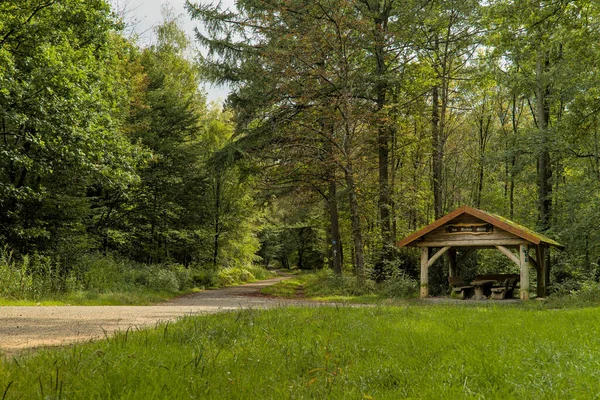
[1,0,600,298]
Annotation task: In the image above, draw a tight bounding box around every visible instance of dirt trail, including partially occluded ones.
[0,276,302,357]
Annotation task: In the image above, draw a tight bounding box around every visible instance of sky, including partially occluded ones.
[109,0,236,104]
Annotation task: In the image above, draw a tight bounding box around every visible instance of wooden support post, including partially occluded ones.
[536,245,547,297]
[420,247,429,298]
[520,244,530,300]
[544,245,550,290]
[447,248,457,278]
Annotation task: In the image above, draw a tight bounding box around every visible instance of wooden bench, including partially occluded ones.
[448,277,474,300]
[490,275,520,300]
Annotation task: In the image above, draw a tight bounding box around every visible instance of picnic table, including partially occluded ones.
[470,279,496,300]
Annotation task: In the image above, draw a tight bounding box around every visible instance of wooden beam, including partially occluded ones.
[520,244,530,300]
[397,206,467,247]
[417,239,529,247]
[427,246,451,268]
[420,248,429,298]
[495,245,520,266]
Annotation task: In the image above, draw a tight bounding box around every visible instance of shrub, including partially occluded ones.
[149,269,180,292]
[218,267,256,286]
[0,248,79,300]
[191,267,219,288]
[544,280,600,308]
[0,249,32,299]
[76,254,127,292]
[379,270,418,299]
[306,269,376,297]
[172,264,192,291]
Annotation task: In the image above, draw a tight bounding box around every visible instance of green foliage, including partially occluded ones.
[267,269,418,301]
[217,265,274,287]
[0,248,211,302]
[3,0,600,300]
[5,306,600,398]
[0,1,144,255]
[378,270,419,299]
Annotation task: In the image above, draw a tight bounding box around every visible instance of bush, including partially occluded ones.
[0,249,33,299]
[149,269,180,292]
[379,270,418,299]
[0,248,79,300]
[218,267,256,286]
[76,254,127,292]
[544,280,600,308]
[306,269,376,297]
[191,267,219,288]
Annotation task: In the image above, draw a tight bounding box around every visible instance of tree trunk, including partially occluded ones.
[344,164,365,280]
[432,36,443,219]
[328,172,343,275]
[536,51,552,232]
[213,174,221,269]
[371,3,392,252]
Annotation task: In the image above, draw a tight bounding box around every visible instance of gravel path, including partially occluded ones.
[0,276,303,357]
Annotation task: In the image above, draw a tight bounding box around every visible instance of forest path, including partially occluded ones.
[0,275,306,358]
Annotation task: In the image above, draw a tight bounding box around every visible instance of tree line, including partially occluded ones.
[191,0,600,291]
[0,1,258,283]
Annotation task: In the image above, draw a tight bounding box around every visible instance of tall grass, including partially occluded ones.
[0,247,272,304]
[3,304,600,399]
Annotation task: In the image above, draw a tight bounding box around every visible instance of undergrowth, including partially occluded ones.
[262,269,417,302]
[0,248,272,304]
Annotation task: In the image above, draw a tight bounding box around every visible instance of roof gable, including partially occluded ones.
[397,206,564,249]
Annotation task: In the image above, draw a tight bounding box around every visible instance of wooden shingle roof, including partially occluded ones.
[397,206,564,249]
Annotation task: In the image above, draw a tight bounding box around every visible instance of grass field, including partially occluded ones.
[2,304,600,399]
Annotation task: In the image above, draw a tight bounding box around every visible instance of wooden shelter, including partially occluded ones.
[397,206,564,300]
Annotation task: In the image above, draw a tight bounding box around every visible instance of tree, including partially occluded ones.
[0,0,143,259]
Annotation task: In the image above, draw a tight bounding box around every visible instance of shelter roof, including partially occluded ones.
[397,206,564,249]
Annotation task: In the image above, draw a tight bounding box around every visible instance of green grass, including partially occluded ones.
[3,304,600,399]
[261,271,414,303]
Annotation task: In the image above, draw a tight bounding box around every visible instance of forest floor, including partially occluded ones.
[0,275,309,357]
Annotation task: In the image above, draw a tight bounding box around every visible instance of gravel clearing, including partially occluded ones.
[0,276,302,357]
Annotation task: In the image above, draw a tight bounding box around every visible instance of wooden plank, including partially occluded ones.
[417,239,529,247]
[420,247,429,298]
[495,245,520,266]
[397,206,467,247]
[424,227,517,242]
[427,246,451,268]
[520,244,529,300]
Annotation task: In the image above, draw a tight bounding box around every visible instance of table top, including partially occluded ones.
[471,279,497,285]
